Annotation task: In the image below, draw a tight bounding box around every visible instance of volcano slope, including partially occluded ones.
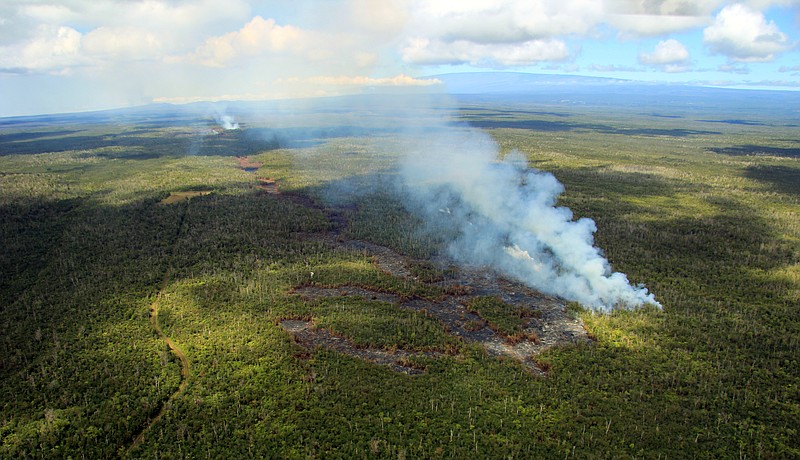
[0,96,798,458]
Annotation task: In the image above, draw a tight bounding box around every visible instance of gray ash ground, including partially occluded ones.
[283,231,591,376]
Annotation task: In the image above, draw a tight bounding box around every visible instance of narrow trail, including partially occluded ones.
[126,202,191,457]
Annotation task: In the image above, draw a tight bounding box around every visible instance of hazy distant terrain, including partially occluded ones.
[1,79,798,457]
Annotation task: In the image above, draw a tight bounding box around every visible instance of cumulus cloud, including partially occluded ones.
[639,39,691,71]
[703,3,793,62]
[180,16,307,67]
[400,0,598,67]
[745,0,800,8]
[1,0,798,113]
[82,27,164,60]
[3,0,795,76]
[347,0,409,36]
[607,0,720,16]
[0,0,251,73]
[640,39,690,64]
[606,0,719,36]
[0,25,84,73]
[410,0,604,42]
[401,0,793,66]
[609,14,711,36]
[17,3,77,25]
[606,0,799,37]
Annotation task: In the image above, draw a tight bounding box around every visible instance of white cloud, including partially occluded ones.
[745,0,800,8]
[410,0,604,43]
[3,0,795,78]
[609,14,711,36]
[605,0,719,36]
[607,0,799,37]
[0,0,252,73]
[347,0,409,36]
[606,0,718,15]
[175,13,390,75]
[82,27,163,60]
[640,39,689,65]
[639,39,690,72]
[403,37,571,66]
[0,22,167,73]
[703,3,793,62]
[0,25,84,73]
[399,1,595,68]
[18,3,77,24]
[181,16,306,67]
[1,0,799,115]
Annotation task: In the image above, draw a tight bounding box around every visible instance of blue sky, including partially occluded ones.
[1,1,798,116]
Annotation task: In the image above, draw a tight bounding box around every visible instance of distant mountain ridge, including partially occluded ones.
[428,72,800,117]
[429,72,630,94]
[2,72,798,121]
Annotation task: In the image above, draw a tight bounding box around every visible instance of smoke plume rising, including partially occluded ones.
[252,93,661,312]
[396,122,660,312]
[212,106,240,130]
[218,114,240,130]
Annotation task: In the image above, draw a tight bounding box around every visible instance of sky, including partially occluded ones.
[0,0,799,117]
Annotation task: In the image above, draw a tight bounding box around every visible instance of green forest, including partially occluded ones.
[1,96,798,458]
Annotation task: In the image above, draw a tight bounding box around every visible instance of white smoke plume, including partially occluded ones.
[252,93,660,312]
[211,105,240,130]
[398,126,661,312]
[218,114,240,130]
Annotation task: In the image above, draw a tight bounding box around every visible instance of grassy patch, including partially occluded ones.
[466,296,534,338]
[311,297,461,352]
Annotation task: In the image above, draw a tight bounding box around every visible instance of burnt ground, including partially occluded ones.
[237,156,280,194]
[284,235,591,376]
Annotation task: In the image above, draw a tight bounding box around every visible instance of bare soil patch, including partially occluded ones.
[236,156,263,170]
[257,177,280,194]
